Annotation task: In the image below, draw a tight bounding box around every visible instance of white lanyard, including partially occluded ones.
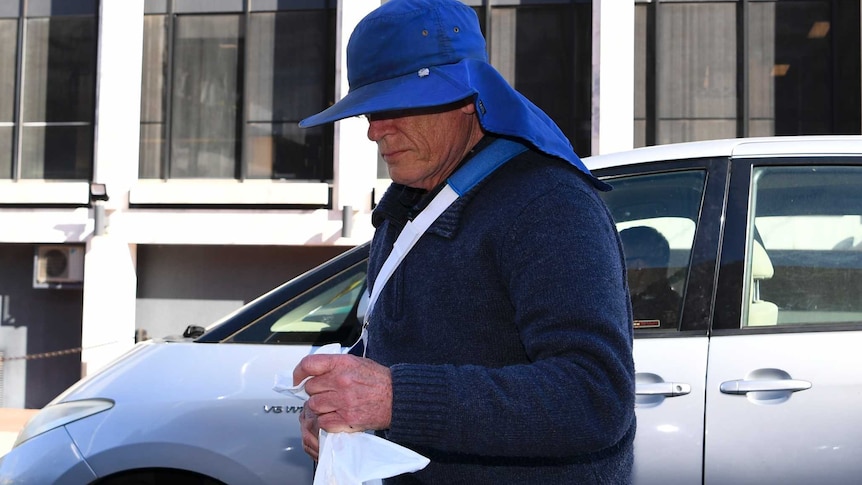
[353,138,528,356]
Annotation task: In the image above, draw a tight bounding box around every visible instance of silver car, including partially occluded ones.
[2,136,862,484]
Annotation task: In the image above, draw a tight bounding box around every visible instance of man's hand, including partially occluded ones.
[293,353,393,459]
[299,406,321,461]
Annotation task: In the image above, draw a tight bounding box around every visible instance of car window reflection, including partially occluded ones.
[620,225,683,328]
[600,170,706,330]
[746,165,862,327]
[225,261,367,344]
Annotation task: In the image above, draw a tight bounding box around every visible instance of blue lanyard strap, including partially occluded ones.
[354,137,528,357]
[447,137,529,196]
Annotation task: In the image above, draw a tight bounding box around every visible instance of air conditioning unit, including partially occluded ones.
[34,245,85,286]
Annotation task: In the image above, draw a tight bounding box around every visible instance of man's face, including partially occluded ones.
[366,100,482,191]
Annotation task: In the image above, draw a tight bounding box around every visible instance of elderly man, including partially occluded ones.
[293,0,635,483]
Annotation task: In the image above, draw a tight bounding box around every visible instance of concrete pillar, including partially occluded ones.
[591,0,635,155]
[0,325,26,408]
[333,0,380,215]
[81,0,145,375]
[81,239,138,376]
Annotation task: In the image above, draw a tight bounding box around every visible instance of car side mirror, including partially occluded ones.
[183,325,206,339]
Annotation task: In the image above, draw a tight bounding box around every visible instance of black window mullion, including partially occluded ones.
[482,0,491,61]
[737,0,749,138]
[162,2,175,181]
[650,0,661,147]
[239,0,250,181]
[12,1,25,179]
[645,0,657,147]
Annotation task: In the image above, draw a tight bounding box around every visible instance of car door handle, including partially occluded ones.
[636,382,691,397]
[719,379,812,395]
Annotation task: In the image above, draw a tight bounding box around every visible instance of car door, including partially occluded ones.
[705,153,862,484]
[190,246,370,483]
[597,157,729,485]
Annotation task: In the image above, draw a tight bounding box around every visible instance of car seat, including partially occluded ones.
[748,240,779,326]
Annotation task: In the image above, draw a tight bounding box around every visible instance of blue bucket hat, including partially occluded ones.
[299,0,608,190]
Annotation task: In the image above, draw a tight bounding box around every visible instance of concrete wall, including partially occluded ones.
[0,244,84,409]
[135,244,350,339]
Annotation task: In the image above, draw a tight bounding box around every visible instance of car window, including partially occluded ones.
[600,170,707,330]
[744,165,862,327]
[224,261,367,344]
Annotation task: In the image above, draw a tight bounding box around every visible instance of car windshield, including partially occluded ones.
[224,261,367,344]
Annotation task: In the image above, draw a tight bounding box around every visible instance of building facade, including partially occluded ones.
[0,0,858,408]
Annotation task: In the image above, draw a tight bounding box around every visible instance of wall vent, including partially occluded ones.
[34,244,85,287]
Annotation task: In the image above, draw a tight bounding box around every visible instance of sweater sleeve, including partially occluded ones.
[385,179,636,459]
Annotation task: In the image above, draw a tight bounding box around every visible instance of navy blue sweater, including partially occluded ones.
[367,145,636,484]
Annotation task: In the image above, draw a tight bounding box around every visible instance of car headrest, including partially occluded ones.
[751,240,774,280]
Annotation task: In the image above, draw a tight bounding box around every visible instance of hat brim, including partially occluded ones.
[300,57,611,191]
[299,61,477,128]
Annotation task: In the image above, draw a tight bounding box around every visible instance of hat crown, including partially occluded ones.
[347,0,487,91]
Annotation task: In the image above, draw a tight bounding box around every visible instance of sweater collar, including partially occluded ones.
[372,136,497,238]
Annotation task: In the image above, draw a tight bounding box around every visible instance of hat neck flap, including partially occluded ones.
[450,59,611,191]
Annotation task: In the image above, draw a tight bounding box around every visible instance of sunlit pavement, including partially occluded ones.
[0,409,38,457]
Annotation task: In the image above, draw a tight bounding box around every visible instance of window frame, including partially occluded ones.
[138,2,336,184]
[594,155,730,338]
[635,0,861,148]
[1,4,98,183]
[714,155,862,334]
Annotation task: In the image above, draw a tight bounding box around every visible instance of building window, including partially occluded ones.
[0,2,98,180]
[748,0,860,136]
[0,18,17,179]
[170,14,242,178]
[140,1,335,181]
[484,1,592,156]
[659,2,737,144]
[635,0,861,147]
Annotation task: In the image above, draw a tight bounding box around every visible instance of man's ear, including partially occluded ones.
[460,99,477,115]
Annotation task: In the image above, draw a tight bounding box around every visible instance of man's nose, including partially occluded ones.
[366,118,392,142]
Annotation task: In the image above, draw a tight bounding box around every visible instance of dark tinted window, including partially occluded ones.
[635,0,861,147]
[3,10,97,180]
[139,7,335,180]
[601,170,707,330]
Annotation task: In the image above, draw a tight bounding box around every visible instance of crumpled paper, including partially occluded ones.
[274,343,430,485]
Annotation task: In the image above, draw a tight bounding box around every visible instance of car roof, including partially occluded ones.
[583,135,862,170]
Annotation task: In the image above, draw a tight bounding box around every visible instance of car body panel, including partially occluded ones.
[0,425,97,484]
[704,332,862,484]
[589,137,862,485]
[63,341,315,484]
[632,336,708,485]
[584,135,862,170]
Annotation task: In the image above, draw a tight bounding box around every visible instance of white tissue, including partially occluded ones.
[274,343,430,485]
